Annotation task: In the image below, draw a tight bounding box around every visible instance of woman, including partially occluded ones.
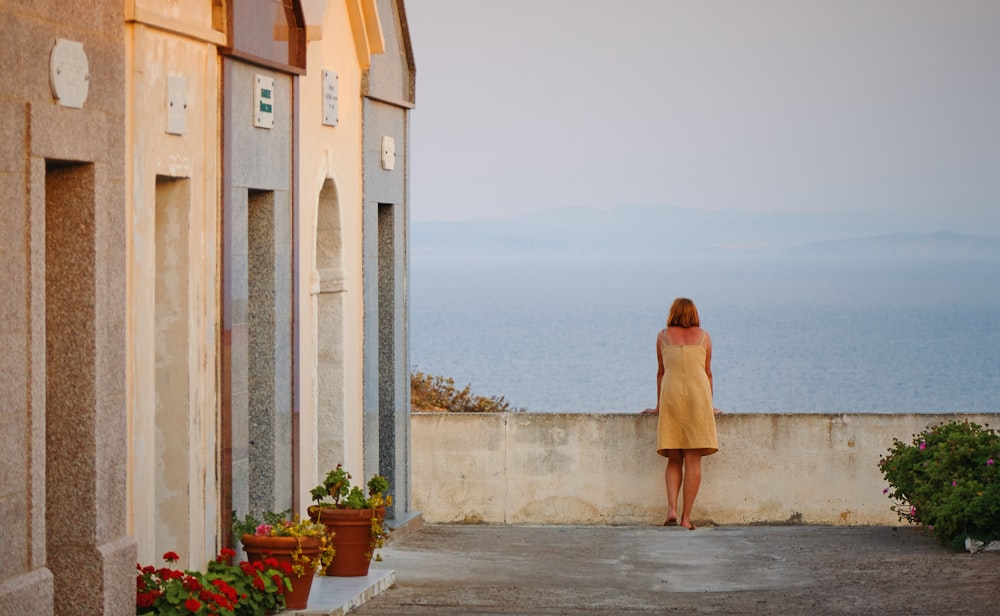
[643,297,719,530]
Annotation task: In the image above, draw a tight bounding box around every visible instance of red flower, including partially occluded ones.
[182,575,202,592]
[263,557,279,568]
[252,577,265,591]
[184,597,201,612]
[211,579,238,602]
[162,551,180,563]
[136,591,159,607]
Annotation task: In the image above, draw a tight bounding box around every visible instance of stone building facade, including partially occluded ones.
[219,0,306,547]
[1,0,415,612]
[361,0,416,526]
[297,0,388,500]
[125,0,226,569]
[1,2,137,613]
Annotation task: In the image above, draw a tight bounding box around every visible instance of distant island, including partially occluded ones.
[413,205,1000,259]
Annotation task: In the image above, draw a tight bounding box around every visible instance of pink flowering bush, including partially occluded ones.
[879,420,1000,546]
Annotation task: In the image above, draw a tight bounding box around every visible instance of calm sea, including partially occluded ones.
[410,255,1000,414]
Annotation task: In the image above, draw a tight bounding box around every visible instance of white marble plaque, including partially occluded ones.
[49,39,89,109]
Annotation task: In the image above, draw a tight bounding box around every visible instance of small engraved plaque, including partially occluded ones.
[322,70,338,127]
[166,75,188,135]
[254,74,275,129]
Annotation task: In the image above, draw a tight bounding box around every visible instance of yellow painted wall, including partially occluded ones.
[126,17,221,568]
[297,0,380,508]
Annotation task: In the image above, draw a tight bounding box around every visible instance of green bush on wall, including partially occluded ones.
[879,420,1000,546]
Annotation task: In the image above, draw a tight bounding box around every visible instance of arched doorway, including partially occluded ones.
[314,178,348,472]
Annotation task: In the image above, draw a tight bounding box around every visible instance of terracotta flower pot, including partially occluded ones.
[241,534,320,610]
[309,507,376,576]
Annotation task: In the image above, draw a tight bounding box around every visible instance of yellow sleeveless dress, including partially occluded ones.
[656,331,718,456]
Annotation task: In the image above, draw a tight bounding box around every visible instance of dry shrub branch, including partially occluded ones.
[410,371,525,413]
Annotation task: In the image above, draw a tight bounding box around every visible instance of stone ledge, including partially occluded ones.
[385,510,424,543]
[281,569,395,616]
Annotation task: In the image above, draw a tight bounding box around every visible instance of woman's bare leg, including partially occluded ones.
[680,451,703,530]
[665,450,683,524]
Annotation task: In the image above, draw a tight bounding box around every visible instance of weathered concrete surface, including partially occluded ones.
[412,412,998,526]
[358,524,1000,615]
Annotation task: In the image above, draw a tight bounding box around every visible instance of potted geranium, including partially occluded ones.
[308,465,393,576]
[232,510,335,609]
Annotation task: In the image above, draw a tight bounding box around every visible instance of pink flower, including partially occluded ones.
[255,523,272,536]
[951,481,957,486]
[919,441,926,450]
[909,506,917,517]
[988,459,995,466]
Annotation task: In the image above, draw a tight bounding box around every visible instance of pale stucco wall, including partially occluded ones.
[126,12,222,568]
[297,0,377,507]
[412,412,997,526]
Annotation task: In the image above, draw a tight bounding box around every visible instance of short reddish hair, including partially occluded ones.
[667,297,700,328]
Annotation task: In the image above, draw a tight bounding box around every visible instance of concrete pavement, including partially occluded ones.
[350,524,1000,615]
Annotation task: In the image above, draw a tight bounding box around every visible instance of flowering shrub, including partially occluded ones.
[879,420,1000,545]
[136,549,291,615]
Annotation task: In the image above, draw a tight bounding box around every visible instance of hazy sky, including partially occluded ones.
[404,1,1000,227]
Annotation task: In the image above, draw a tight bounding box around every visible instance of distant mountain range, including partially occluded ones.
[789,230,1000,258]
[412,205,1000,259]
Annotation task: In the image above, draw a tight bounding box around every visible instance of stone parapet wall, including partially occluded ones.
[412,412,997,526]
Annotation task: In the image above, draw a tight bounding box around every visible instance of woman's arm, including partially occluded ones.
[704,331,713,396]
[705,332,722,414]
[641,335,665,414]
[656,339,665,402]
